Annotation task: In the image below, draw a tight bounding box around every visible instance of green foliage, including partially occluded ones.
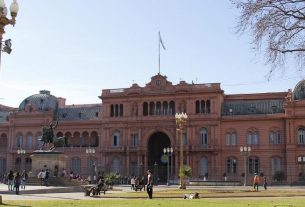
[179,165,192,178]
[104,172,121,185]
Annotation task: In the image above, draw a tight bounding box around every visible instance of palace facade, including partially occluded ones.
[1,73,305,184]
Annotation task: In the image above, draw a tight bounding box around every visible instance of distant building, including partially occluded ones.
[1,74,305,185]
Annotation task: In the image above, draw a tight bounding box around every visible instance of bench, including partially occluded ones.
[83,183,108,196]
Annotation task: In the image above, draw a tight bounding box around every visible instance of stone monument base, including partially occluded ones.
[30,151,67,177]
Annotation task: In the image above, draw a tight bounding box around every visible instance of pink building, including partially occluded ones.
[1,74,305,185]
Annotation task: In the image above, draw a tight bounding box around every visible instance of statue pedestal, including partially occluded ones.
[30,151,67,177]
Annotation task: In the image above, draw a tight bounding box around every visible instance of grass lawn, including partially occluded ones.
[2,197,305,207]
[102,188,305,198]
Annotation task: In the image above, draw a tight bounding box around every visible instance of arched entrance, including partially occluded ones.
[148,132,171,183]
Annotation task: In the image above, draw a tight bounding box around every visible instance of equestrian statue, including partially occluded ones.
[39,118,66,151]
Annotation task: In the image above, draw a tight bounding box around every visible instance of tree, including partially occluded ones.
[233,0,305,76]
[179,165,192,189]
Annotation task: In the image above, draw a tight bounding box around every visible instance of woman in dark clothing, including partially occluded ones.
[146,170,153,199]
[14,172,21,195]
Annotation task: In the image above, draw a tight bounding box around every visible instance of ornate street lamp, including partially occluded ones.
[240,146,251,186]
[175,112,188,189]
[163,147,173,186]
[86,147,95,183]
[17,148,26,171]
[0,0,19,66]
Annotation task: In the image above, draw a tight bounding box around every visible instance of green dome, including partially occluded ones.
[18,90,58,112]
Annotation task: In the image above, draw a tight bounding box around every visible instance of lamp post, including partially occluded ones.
[163,147,173,186]
[86,147,95,183]
[17,148,26,171]
[240,146,251,186]
[0,0,19,66]
[175,112,188,189]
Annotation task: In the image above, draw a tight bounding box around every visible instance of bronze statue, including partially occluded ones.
[39,119,65,151]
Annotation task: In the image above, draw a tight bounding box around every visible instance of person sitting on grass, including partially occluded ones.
[184,192,200,199]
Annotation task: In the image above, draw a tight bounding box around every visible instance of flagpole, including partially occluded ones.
[158,31,160,74]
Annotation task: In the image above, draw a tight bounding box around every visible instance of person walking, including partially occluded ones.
[7,170,14,191]
[44,169,49,186]
[21,170,28,189]
[146,170,153,199]
[14,172,21,195]
[263,176,267,190]
[130,176,135,190]
[253,173,260,192]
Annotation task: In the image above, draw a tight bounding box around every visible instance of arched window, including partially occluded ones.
[131,133,138,147]
[71,157,81,175]
[80,136,85,147]
[72,132,80,147]
[36,132,43,149]
[169,101,175,115]
[163,101,168,115]
[149,102,155,115]
[115,104,119,117]
[156,102,161,115]
[119,104,123,116]
[26,133,33,149]
[271,157,282,175]
[206,100,211,113]
[269,130,281,144]
[112,131,121,147]
[248,157,260,174]
[195,100,200,114]
[131,161,137,176]
[226,158,237,174]
[90,131,99,147]
[16,133,23,148]
[110,104,114,117]
[298,128,305,144]
[143,102,148,116]
[226,132,237,146]
[64,132,72,147]
[199,128,208,146]
[199,157,208,177]
[112,157,121,174]
[200,100,205,113]
[247,131,259,145]
[81,131,89,147]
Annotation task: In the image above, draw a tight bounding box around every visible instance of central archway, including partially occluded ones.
[147,132,171,183]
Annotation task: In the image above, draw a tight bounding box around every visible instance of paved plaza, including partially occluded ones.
[1,183,305,201]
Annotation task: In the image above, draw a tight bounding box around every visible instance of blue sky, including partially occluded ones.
[0,0,303,107]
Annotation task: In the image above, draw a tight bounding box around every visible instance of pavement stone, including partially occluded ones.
[1,183,305,201]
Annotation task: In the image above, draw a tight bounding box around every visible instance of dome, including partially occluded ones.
[18,90,58,112]
[293,80,305,100]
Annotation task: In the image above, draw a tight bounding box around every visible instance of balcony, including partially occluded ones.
[104,146,125,152]
[192,145,215,152]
